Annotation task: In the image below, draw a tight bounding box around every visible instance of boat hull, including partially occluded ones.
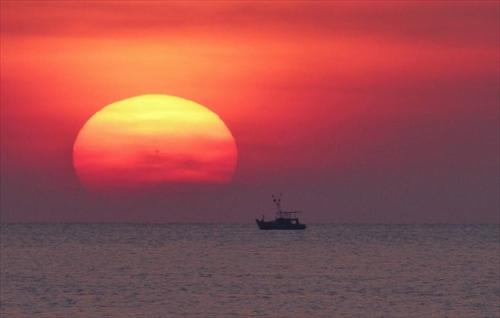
[256,219,306,230]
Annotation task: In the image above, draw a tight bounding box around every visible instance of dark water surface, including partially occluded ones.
[1,224,499,317]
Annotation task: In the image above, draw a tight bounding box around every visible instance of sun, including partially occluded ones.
[73,94,238,192]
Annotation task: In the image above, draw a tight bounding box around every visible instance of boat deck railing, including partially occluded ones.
[276,211,302,218]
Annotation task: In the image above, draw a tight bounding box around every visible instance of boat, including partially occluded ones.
[256,194,306,230]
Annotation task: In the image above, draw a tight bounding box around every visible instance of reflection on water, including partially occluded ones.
[1,224,498,317]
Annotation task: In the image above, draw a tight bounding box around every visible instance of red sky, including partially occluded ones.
[1,1,498,223]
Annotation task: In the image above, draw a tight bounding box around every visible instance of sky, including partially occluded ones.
[1,1,498,223]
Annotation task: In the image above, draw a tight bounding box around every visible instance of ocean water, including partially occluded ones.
[0,224,498,318]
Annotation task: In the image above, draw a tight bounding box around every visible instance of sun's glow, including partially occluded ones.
[73,95,237,191]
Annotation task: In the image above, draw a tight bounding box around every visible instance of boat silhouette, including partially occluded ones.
[256,194,306,230]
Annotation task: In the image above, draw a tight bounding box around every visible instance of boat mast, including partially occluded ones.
[272,193,283,218]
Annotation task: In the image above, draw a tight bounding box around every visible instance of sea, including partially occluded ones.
[0,224,498,318]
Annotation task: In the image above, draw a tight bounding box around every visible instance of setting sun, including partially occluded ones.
[72,94,237,192]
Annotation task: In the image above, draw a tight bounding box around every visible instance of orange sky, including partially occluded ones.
[1,1,498,223]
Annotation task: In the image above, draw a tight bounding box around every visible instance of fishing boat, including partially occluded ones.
[256,194,306,230]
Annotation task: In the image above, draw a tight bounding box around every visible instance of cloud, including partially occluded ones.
[1,1,498,47]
